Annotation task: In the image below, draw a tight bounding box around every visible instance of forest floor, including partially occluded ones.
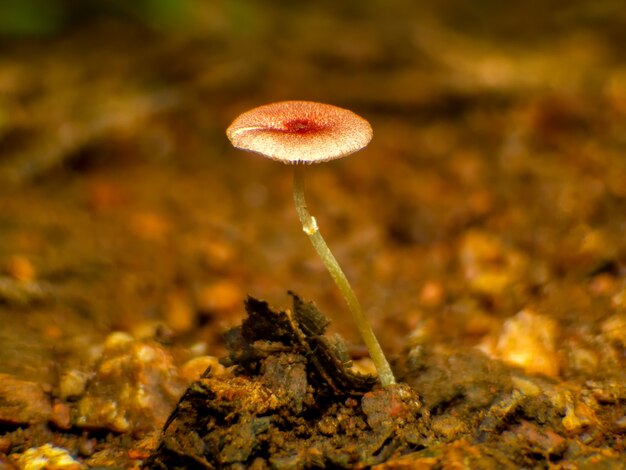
[0,2,625,468]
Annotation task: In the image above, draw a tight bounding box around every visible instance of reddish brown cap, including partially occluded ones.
[226,101,373,163]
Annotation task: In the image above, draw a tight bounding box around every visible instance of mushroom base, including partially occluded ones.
[145,294,429,469]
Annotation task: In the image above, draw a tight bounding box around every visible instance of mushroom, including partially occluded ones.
[227,100,395,387]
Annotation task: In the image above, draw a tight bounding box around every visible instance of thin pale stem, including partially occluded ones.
[293,165,396,387]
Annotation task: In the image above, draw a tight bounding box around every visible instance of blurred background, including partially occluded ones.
[1,0,625,384]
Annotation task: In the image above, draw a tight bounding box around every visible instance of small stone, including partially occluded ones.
[127,448,151,460]
[459,230,528,297]
[613,415,626,432]
[614,415,626,431]
[17,444,83,470]
[579,228,611,257]
[317,416,338,436]
[349,357,377,377]
[198,240,236,272]
[129,212,170,242]
[406,315,436,347]
[104,331,134,349]
[50,401,72,430]
[179,356,225,383]
[0,277,49,307]
[430,415,467,439]
[515,420,566,455]
[588,273,617,296]
[511,376,542,398]
[77,437,97,457]
[491,309,560,377]
[565,341,599,375]
[419,281,444,307]
[130,320,171,341]
[74,338,185,433]
[187,341,208,356]
[562,397,598,434]
[59,369,90,400]
[601,313,626,346]
[197,280,242,314]
[0,435,11,454]
[0,374,51,425]
[163,290,196,334]
[612,286,626,309]
[4,255,35,282]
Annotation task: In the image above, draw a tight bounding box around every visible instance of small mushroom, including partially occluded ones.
[227,100,395,387]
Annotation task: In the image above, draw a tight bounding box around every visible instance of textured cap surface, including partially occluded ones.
[226,101,373,163]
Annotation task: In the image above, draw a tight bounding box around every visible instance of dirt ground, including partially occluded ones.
[1,1,625,468]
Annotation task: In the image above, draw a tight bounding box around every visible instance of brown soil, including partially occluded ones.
[1,1,625,468]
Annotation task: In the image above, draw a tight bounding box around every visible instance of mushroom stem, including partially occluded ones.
[293,166,396,387]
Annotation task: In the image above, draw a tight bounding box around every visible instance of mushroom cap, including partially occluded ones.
[226,101,373,164]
